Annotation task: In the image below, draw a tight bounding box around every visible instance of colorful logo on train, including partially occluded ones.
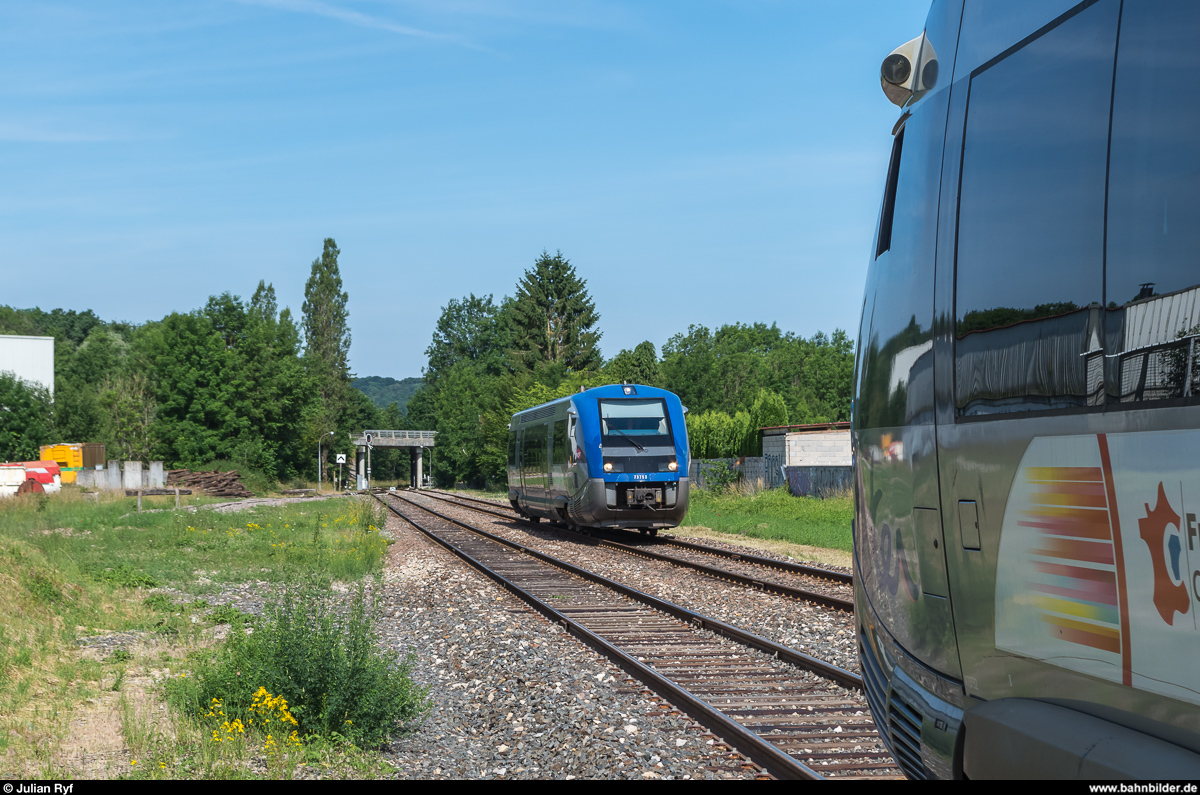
[996,431,1200,706]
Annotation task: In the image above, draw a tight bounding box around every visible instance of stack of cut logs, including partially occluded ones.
[166,469,253,498]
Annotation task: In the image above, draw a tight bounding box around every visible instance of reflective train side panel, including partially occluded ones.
[856,0,1200,779]
[506,384,689,531]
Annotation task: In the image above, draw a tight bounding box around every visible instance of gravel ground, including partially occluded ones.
[404,492,860,674]
[374,509,763,780]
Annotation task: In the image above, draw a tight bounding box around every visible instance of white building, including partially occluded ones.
[761,422,852,467]
[0,335,54,396]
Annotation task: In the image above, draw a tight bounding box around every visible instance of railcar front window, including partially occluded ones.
[599,399,671,439]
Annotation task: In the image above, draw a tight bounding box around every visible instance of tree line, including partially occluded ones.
[0,246,854,489]
[0,238,411,483]
[405,251,854,488]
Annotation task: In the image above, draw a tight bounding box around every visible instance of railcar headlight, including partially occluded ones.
[604,462,613,472]
[668,460,678,471]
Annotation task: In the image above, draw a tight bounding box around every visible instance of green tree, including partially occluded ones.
[424,294,513,385]
[605,340,661,386]
[225,282,310,479]
[54,326,129,443]
[98,372,156,462]
[302,239,352,470]
[0,372,53,461]
[661,325,719,413]
[205,292,249,350]
[662,322,854,424]
[135,312,235,467]
[428,361,494,488]
[510,251,602,373]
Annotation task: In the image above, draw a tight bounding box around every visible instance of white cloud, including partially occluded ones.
[234,0,482,47]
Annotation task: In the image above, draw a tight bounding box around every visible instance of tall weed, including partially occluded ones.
[170,576,428,748]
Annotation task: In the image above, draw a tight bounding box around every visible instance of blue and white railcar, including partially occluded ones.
[506,383,689,534]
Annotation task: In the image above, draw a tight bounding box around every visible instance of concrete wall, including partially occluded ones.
[77,461,164,490]
[763,429,852,467]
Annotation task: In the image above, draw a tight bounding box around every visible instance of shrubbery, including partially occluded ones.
[170,575,428,748]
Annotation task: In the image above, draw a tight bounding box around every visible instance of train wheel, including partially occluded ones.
[650,528,658,537]
[638,528,649,536]
[529,515,540,523]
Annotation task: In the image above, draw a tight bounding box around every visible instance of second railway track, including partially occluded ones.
[419,488,855,611]
[378,490,900,780]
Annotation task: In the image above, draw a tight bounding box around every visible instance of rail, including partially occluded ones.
[377,491,895,779]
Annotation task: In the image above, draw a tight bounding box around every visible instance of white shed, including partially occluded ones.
[761,422,852,467]
[0,335,54,396]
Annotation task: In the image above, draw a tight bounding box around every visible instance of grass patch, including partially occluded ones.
[0,488,387,593]
[683,486,853,552]
[446,486,510,502]
[0,487,417,778]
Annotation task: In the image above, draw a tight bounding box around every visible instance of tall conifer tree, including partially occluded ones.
[510,251,601,372]
[301,238,352,446]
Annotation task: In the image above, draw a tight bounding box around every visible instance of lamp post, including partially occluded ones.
[317,430,334,491]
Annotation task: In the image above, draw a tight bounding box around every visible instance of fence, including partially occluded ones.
[688,455,787,490]
[785,466,853,498]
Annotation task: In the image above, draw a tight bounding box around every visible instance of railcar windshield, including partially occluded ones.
[599,399,671,439]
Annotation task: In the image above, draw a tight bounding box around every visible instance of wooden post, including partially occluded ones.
[175,488,180,509]
[137,490,143,512]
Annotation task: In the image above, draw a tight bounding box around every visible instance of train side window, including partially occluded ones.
[1104,1,1200,405]
[875,128,904,259]
[953,0,1119,417]
[855,94,945,430]
[553,421,568,467]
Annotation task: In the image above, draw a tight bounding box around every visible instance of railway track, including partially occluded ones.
[420,488,853,612]
[378,491,900,780]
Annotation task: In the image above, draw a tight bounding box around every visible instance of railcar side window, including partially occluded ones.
[1104,1,1200,405]
[875,129,904,259]
[856,98,944,430]
[953,0,1119,417]
[553,420,568,467]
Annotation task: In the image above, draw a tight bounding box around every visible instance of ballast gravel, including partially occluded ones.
[408,492,861,674]
[375,511,761,780]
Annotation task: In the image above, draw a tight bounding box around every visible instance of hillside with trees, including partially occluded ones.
[351,376,422,411]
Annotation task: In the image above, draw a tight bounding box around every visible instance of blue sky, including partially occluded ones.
[2,1,932,378]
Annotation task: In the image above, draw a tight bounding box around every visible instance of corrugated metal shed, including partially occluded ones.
[0,335,54,396]
[1123,285,1200,349]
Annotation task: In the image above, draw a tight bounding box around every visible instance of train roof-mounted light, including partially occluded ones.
[881,32,937,108]
[622,385,636,395]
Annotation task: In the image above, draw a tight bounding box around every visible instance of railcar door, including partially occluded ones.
[550,419,569,504]
[520,424,547,513]
[565,413,584,496]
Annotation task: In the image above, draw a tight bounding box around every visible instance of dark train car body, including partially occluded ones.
[507,384,689,532]
[856,0,1200,779]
